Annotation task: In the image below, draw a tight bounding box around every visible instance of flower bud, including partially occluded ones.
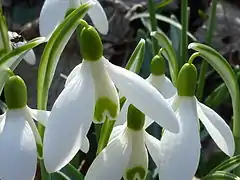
[150,55,165,76]
[127,104,145,131]
[177,63,197,96]
[79,26,103,61]
[4,75,27,109]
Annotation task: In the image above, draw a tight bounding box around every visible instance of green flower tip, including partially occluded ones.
[150,55,165,76]
[94,97,118,123]
[79,26,103,61]
[125,166,146,180]
[127,104,145,131]
[177,63,197,96]
[4,75,27,109]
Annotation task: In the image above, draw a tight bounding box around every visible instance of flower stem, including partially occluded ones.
[147,0,158,55]
[0,9,11,53]
[196,0,218,100]
[96,119,115,155]
[180,0,189,67]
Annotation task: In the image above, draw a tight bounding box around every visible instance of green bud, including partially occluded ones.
[150,55,165,75]
[125,166,146,180]
[4,75,27,109]
[94,97,118,123]
[127,105,145,131]
[177,63,197,96]
[79,26,103,61]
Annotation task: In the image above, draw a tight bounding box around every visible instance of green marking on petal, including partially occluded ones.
[177,63,197,96]
[94,97,118,123]
[4,75,27,109]
[127,105,145,131]
[79,26,103,61]
[125,166,146,180]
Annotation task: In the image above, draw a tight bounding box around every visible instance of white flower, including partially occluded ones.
[43,56,179,173]
[8,31,36,65]
[39,0,108,37]
[85,115,164,179]
[0,106,49,180]
[146,69,235,179]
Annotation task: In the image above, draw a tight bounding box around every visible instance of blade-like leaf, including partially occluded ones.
[125,39,145,73]
[203,171,240,180]
[130,13,197,41]
[209,155,240,174]
[0,9,11,52]
[156,0,173,9]
[37,3,92,109]
[151,31,178,84]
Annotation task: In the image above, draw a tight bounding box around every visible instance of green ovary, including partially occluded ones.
[94,97,118,123]
[125,166,146,180]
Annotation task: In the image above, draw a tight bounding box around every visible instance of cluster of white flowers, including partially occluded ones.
[0,0,235,180]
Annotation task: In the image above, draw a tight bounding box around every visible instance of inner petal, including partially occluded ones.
[89,59,120,123]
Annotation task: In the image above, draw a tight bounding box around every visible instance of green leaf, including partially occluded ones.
[130,13,197,41]
[125,39,145,73]
[37,3,91,109]
[156,0,173,9]
[203,171,240,180]
[209,155,240,174]
[151,31,178,84]
[0,9,11,52]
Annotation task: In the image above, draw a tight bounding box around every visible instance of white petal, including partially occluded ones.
[197,101,235,156]
[109,124,126,143]
[0,113,6,134]
[124,130,148,180]
[85,129,132,180]
[81,136,90,153]
[43,62,94,172]
[65,64,82,87]
[0,110,37,180]
[90,59,119,123]
[115,100,130,126]
[144,132,161,167]
[146,74,176,99]
[28,107,50,126]
[23,49,36,65]
[82,0,108,34]
[157,97,201,180]
[104,59,179,133]
[39,0,68,37]
[144,116,154,129]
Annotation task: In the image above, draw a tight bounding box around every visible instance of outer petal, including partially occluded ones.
[23,49,36,65]
[124,130,148,180]
[115,100,130,126]
[109,124,126,143]
[146,74,176,99]
[39,0,68,37]
[104,59,179,133]
[0,110,37,180]
[82,0,108,34]
[28,107,50,126]
[156,97,201,180]
[65,64,82,87]
[43,62,94,172]
[197,101,235,156]
[85,129,132,180]
[0,112,6,134]
[81,136,90,153]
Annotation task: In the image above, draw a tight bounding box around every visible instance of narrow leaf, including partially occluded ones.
[151,31,178,84]
[203,171,240,180]
[156,0,173,9]
[37,3,92,109]
[125,39,145,73]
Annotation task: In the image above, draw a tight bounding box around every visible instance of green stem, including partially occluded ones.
[147,0,158,55]
[96,119,115,155]
[196,0,218,100]
[180,0,188,67]
[0,9,11,53]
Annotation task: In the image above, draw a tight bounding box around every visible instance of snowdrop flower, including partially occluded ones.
[8,31,36,65]
[0,75,50,180]
[39,0,108,37]
[43,25,179,173]
[147,63,235,180]
[86,104,167,180]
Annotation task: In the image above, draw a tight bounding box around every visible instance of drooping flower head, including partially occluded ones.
[0,75,49,180]
[43,24,179,173]
[39,0,108,37]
